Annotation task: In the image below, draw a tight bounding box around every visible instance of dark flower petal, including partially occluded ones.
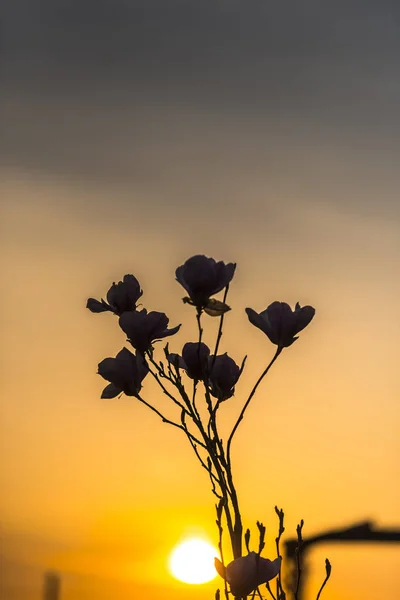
[212,261,236,294]
[98,347,148,398]
[180,255,217,292]
[86,298,111,313]
[119,310,144,335]
[167,353,187,370]
[214,558,226,580]
[182,342,210,380]
[267,302,293,345]
[115,347,136,362]
[123,274,143,301]
[119,310,150,352]
[246,307,267,332]
[106,282,124,311]
[208,353,241,400]
[145,311,169,337]
[101,383,122,398]
[106,274,143,315]
[98,357,124,384]
[159,323,181,339]
[246,301,315,348]
[175,264,189,293]
[223,553,281,598]
[294,305,316,334]
[134,352,149,382]
[176,255,236,307]
[119,310,180,352]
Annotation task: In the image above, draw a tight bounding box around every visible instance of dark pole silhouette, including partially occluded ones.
[42,571,61,600]
[284,520,400,600]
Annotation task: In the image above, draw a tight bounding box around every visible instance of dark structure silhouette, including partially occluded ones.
[42,571,61,600]
[284,520,400,599]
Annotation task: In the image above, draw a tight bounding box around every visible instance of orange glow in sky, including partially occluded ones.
[2,3,400,598]
[1,169,399,599]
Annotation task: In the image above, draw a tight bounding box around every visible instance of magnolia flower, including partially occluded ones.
[176,255,236,309]
[215,552,281,597]
[168,342,210,381]
[208,353,242,401]
[246,301,315,349]
[97,347,149,398]
[87,274,143,316]
[119,309,181,353]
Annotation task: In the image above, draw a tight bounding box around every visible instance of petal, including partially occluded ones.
[167,353,187,370]
[182,342,210,380]
[266,302,291,328]
[116,347,136,361]
[123,274,143,301]
[267,302,293,345]
[106,282,121,309]
[159,323,181,339]
[118,311,140,338]
[246,308,273,338]
[212,261,236,294]
[256,557,281,585]
[133,353,149,383]
[175,264,190,290]
[101,383,121,398]
[146,311,170,337]
[182,255,216,290]
[226,553,257,596]
[214,558,226,580]
[245,307,264,329]
[182,342,210,364]
[294,305,316,334]
[86,298,111,313]
[97,357,121,382]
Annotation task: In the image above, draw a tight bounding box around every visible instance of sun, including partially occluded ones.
[169,538,218,584]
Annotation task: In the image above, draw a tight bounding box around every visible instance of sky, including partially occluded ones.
[1,1,400,599]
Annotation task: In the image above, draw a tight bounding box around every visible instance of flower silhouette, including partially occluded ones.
[208,353,242,401]
[176,255,236,309]
[168,342,210,381]
[215,552,281,597]
[87,274,142,316]
[97,347,149,398]
[246,301,315,349]
[119,309,181,353]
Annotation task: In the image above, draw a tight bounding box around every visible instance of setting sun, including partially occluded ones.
[169,538,218,584]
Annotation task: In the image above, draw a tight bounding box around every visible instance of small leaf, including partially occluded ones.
[204,299,231,317]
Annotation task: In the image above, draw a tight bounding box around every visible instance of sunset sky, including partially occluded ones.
[1,1,400,599]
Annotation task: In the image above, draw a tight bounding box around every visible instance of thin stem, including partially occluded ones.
[207,391,242,558]
[192,382,201,422]
[227,347,282,470]
[265,583,277,600]
[216,501,229,600]
[316,560,332,600]
[195,310,236,549]
[210,284,230,370]
[135,393,206,448]
[146,355,188,413]
[196,309,203,344]
[274,507,285,600]
[181,411,222,495]
[294,520,304,600]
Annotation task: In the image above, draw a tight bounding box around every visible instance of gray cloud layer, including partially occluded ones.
[2,1,400,219]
